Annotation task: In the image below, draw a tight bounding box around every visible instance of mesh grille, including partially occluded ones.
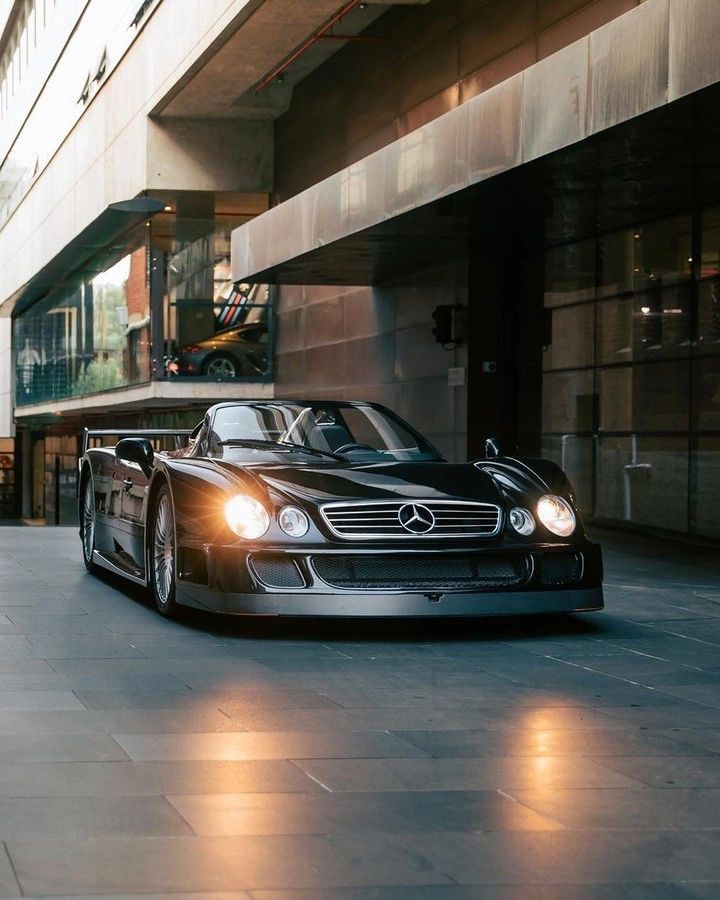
[321,500,501,539]
[539,552,583,586]
[251,554,305,588]
[311,554,530,590]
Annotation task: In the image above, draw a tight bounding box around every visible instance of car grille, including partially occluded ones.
[539,552,583,586]
[320,500,502,539]
[311,553,530,591]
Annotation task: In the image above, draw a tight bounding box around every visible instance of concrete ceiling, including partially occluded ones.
[155,0,429,121]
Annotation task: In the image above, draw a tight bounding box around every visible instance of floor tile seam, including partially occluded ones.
[288,760,333,792]
[539,654,716,707]
[494,787,568,830]
[581,755,711,785]
[0,841,22,897]
[159,793,201,837]
[640,625,720,650]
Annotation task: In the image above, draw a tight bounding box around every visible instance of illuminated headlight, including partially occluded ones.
[536,494,576,537]
[509,507,535,536]
[224,495,270,539]
[278,506,310,538]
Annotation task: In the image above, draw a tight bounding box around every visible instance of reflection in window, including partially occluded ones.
[540,434,593,515]
[598,216,692,299]
[596,435,689,530]
[544,240,595,308]
[692,358,720,432]
[596,283,691,364]
[543,303,595,371]
[162,217,272,381]
[701,208,720,278]
[13,227,150,406]
[697,277,720,349]
[690,437,720,537]
[598,363,689,433]
[541,212,720,538]
[542,370,595,433]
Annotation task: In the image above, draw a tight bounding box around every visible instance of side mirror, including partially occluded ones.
[115,438,154,477]
[484,436,518,459]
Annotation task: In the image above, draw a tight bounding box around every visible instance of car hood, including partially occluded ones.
[241,461,507,507]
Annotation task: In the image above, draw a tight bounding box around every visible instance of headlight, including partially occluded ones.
[509,507,535,536]
[536,494,576,537]
[278,505,309,537]
[224,495,270,539]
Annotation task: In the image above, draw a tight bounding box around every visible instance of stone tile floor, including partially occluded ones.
[0,524,718,897]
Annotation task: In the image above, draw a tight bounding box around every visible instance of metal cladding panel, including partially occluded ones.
[272,193,316,265]
[230,0,703,284]
[309,171,341,252]
[669,0,720,100]
[384,103,469,219]
[521,39,588,163]
[340,151,388,236]
[589,0,669,134]
[467,74,522,182]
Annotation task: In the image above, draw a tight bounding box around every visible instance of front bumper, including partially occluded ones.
[177,583,602,617]
[175,540,604,618]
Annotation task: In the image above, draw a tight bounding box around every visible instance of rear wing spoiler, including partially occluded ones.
[81,428,193,457]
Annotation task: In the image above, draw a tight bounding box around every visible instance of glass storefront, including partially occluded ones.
[12,193,273,406]
[13,223,151,406]
[542,210,720,539]
[153,196,273,383]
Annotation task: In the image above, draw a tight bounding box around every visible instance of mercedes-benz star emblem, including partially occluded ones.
[398,503,435,534]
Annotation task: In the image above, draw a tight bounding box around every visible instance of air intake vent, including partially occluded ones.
[251,554,305,588]
[311,553,529,591]
[539,552,583,586]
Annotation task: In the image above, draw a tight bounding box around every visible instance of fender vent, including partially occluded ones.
[178,548,208,585]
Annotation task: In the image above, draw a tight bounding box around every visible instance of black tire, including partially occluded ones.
[149,484,180,618]
[202,353,240,379]
[80,474,97,574]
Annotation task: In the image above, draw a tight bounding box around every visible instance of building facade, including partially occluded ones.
[1,0,719,541]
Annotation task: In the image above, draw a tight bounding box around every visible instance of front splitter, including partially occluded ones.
[176,584,603,617]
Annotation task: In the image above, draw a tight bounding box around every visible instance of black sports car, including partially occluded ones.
[78,401,603,619]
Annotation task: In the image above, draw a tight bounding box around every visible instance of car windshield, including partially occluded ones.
[208,403,443,462]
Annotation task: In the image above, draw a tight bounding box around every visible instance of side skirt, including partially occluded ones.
[92,550,148,586]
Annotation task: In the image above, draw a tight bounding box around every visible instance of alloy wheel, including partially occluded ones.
[82,477,96,569]
[205,356,237,378]
[152,492,175,607]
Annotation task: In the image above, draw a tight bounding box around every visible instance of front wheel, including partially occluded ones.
[150,485,180,618]
[81,475,97,574]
